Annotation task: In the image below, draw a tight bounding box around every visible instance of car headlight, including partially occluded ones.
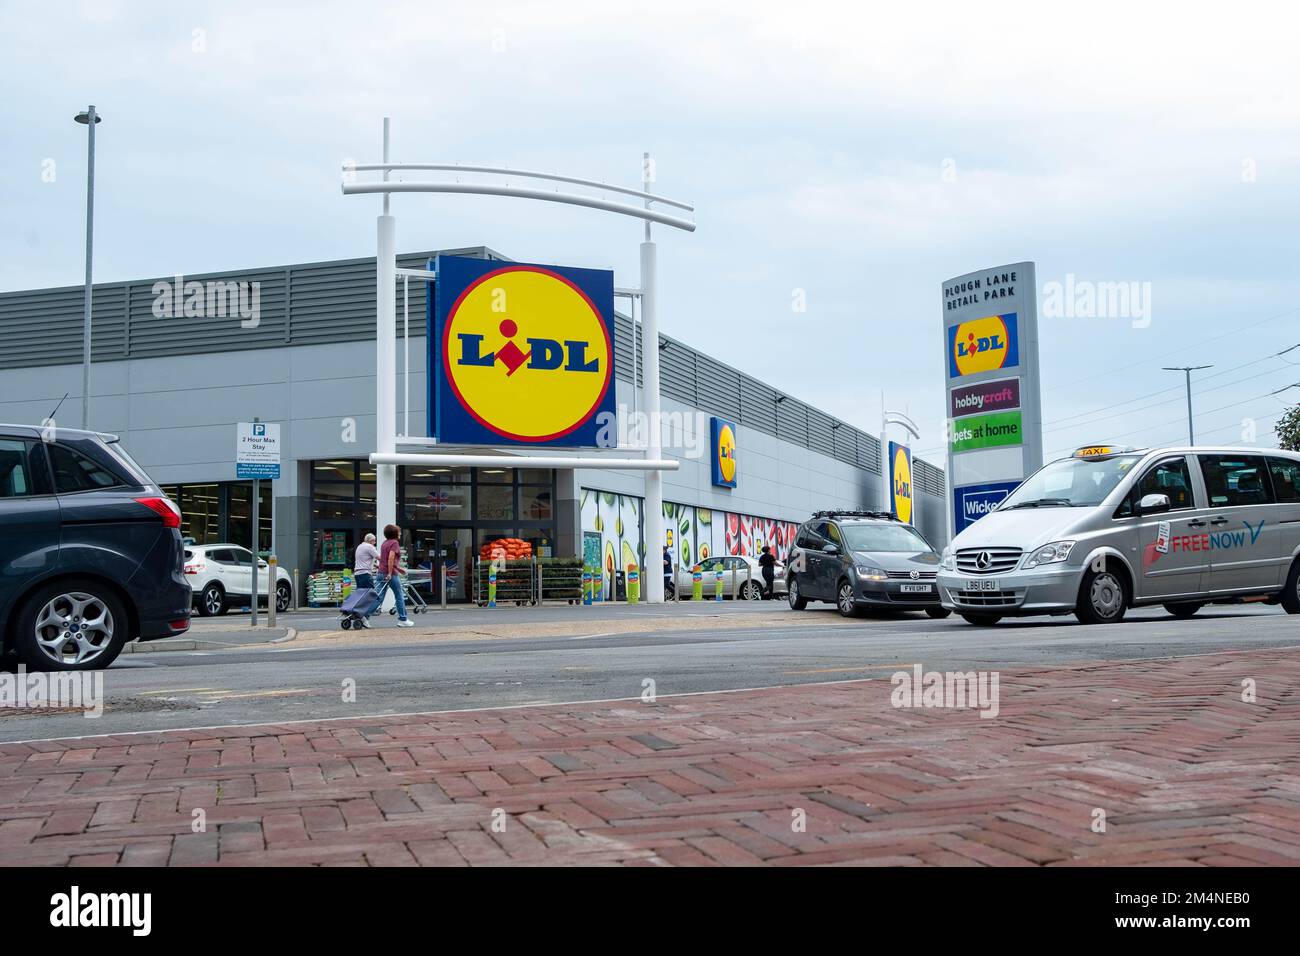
[940,548,955,571]
[856,565,889,582]
[1023,541,1076,569]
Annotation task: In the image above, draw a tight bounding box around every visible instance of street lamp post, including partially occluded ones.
[1162,365,1213,444]
[74,106,102,431]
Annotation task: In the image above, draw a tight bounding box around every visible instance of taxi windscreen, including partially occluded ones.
[998,455,1141,510]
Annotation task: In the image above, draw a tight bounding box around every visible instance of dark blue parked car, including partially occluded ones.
[0,424,191,671]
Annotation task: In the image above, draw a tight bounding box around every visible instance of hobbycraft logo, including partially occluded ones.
[947,313,1019,378]
[443,265,612,443]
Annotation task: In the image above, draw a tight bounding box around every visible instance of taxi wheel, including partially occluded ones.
[1076,568,1128,625]
[1282,560,1300,614]
[787,578,808,611]
[1163,602,1203,619]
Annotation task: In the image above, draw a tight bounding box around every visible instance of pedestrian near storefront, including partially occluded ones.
[374,524,413,627]
[759,545,776,599]
[663,546,673,596]
[354,534,379,591]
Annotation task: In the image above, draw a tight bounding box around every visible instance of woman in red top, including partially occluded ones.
[374,524,413,627]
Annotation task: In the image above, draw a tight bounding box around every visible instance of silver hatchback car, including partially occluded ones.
[938,445,1300,625]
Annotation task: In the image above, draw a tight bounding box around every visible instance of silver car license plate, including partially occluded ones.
[899,583,932,593]
[963,579,999,592]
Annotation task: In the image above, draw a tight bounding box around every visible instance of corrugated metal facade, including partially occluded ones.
[0,245,944,492]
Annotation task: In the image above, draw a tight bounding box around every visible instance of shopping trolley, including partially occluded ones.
[388,568,431,615]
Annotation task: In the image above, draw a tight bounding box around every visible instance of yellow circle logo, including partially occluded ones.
[717,423,737,483]
[443,266,612,442]
[892,447,913,524]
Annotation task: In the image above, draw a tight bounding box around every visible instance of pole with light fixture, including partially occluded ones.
[74,106,101,430]
[1162,365,1213,444]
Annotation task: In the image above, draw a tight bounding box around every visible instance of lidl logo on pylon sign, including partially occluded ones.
[889,440,913,524]
[431,256,615,445]
[947,313,1020,378]
[711,416,737,488]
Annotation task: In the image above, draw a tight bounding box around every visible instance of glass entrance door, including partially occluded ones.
[410,526,473,603]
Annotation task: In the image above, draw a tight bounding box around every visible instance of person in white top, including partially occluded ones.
[352,534,381,629]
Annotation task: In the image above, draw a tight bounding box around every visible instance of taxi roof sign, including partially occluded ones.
[1072,444,1137,459]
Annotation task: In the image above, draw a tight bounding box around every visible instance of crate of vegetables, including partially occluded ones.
[537,557,584,603]
[474,556,535,606]
[478,537,533,563]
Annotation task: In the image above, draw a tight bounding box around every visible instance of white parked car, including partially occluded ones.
[667,554,786,600]
[184,543,293,616]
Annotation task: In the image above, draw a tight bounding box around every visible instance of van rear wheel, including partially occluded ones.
[1282,560,1300,614]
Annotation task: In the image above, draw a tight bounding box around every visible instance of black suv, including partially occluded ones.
[0,425,191,670]
[786,510,950,618]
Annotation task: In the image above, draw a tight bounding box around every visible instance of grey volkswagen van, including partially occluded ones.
[937,445,1300,625]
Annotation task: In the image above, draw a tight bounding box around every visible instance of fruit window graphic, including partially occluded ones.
[579,489,799,587]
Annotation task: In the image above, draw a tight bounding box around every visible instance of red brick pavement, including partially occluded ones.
[1,648,1297,866]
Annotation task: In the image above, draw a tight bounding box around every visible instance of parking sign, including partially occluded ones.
[236,422,281,479]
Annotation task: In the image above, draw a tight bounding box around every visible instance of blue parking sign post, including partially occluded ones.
[237,421,281,626]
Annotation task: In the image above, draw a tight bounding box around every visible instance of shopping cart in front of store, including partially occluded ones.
[388,567,432,615]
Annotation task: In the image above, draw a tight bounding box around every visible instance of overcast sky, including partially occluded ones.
[3,0,1299,463]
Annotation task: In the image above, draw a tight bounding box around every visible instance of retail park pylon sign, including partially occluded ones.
[942,262,1043,535]
[430,255,617,446]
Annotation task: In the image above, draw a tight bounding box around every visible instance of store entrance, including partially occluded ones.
[409,526,473,603]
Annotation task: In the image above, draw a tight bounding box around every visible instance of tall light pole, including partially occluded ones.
[74,106,102,430]
[1163,365,1213,444]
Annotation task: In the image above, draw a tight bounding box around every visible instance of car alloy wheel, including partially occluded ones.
[838,582,856,616]
[203,584,224,616]
[276,582,292,613]
[1089,572,1124,620]
[741,581,763,601]
[33,591,114,667]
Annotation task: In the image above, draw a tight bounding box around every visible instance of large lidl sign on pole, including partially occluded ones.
[942,263,1043,535]
[430,256,616,445]
[889,440,913,525]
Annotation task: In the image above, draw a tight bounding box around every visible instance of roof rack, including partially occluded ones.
[810,509,898,521]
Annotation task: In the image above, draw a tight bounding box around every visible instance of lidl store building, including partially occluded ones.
[0,246,949,602]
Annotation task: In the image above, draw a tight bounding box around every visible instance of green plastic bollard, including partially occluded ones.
[692,567,703,601]
[582,568,593,605]
[627,567,640,604]
[714,570,724,602]
[488,561,498,608]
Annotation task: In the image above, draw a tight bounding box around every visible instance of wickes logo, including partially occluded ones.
[442,265,612,443]
[947,313,1020,378]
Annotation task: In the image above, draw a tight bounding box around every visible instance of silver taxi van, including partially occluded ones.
[937,445,1300,625]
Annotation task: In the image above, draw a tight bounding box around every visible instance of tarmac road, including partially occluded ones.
[4,603,1297,742]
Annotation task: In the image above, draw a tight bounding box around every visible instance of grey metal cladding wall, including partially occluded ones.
[913,457,947,497]
[1,285,125,365]
[806,407,835,458]
[695,353,741,421]
[614,313,637,384]
[776,397,807,445]
[739,376,778,436]
[659,338,697,406]
[0,249,459,368]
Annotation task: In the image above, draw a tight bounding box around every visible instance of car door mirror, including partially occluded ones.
[823,543,839,556]
[1137,493,1171,515]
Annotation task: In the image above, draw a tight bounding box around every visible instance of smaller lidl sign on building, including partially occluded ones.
[711,417,737,488]
[950,410,1023,454]
[889,441,913,524]
[430,256,616,446]
[947,313,1020,378]
[953,479,1021,533]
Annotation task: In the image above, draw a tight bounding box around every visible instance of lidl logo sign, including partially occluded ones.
[947,312,1020,378]
[711,417,737,488]
[889,441,913,524]
[431,256,615,445]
